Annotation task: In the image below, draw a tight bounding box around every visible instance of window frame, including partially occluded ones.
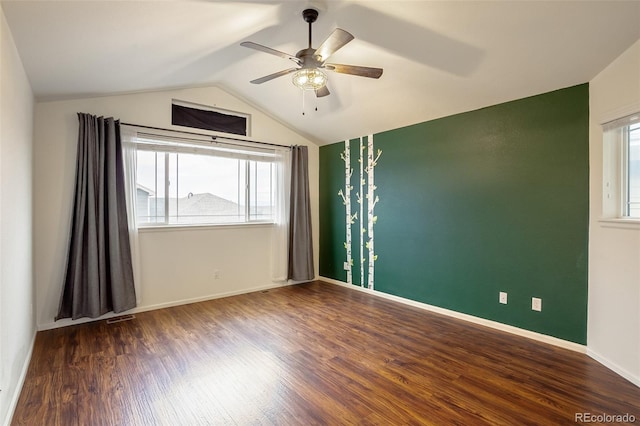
[600,110,640,229]
[133,133,278,228]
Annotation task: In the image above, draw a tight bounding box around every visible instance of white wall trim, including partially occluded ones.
[38,281,291,331]
[3,332,36,426]
[597,218,640,229]
[320,276,586,353]
[587,348,640,388]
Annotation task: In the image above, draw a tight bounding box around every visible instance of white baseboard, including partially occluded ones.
[3,331,36,426]
[320,276,586,353]
[587,348,640,388]
[38,281,291,331]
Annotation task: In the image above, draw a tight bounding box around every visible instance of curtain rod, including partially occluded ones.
[120,122,292,149]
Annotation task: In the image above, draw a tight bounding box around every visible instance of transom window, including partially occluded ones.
[134,134,276,226]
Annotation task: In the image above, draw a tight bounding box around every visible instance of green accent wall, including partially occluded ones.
[319,84,589,344]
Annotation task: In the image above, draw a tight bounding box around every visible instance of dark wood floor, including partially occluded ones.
[12,281,640,425]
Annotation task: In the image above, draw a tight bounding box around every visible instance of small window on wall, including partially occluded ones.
[602,112,640,220]
[171,100,250,136]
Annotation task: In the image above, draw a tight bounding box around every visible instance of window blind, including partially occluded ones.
[602,112,640,132]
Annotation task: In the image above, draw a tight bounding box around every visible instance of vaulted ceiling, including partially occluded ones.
[2,1,639,145]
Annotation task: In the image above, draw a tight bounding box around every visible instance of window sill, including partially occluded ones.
[138,221,274,233]
[598,218,640,229]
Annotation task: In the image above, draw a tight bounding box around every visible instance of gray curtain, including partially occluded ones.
[56,113,137,320]
[288,145,315,281]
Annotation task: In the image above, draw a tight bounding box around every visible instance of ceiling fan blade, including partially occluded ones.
[250,68,298,84]
[325,63,383,79]
[315,29,354,62]
[240,41,301,65]
[315,86,330,98]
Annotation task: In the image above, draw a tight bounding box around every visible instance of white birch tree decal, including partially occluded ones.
[365,134,381,290]
[338,139,356,284]
[357,137,365,288]
[338,135,380,289]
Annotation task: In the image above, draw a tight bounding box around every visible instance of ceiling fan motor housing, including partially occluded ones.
[296,48,322,68]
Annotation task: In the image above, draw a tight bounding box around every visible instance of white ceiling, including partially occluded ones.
[2,0,639,145]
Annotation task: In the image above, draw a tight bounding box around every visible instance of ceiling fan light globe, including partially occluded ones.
[292,68,327,91]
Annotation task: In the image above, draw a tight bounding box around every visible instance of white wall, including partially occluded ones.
[588,38,640,386]
[0,7,35,425]
[34,86,319,329]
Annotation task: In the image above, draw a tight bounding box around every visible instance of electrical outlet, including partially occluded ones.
[214,270,220,280]
[532,297,542,312]
[499,292,508,304]
[343,262,349,270]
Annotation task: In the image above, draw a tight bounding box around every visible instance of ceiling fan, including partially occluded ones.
[240,8,383,98]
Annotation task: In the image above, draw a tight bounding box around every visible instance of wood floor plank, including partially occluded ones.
[11,281,640,425]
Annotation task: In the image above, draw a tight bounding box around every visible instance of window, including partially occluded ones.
[172,100,250,136]
[602,112,640,220]
[624,122,640,217]
[134,133,277,226]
